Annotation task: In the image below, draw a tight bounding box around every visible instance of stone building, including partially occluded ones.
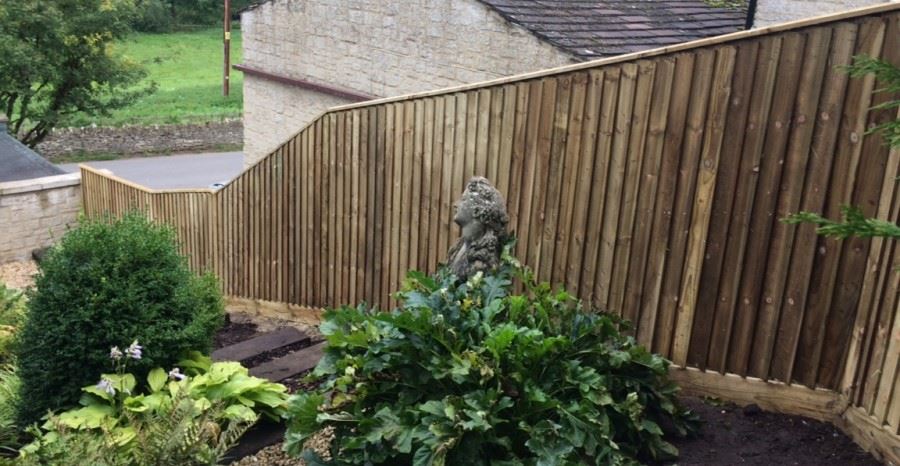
[238,0,747,166]
[0,115,80,262]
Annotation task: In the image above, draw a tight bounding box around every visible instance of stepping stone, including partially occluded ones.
[224,419,285,461]
[211,327,310,363]
[249,341,326,382]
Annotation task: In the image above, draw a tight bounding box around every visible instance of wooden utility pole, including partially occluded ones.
[223,0,231,96]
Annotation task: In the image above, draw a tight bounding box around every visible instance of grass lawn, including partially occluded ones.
[62,26,243,128]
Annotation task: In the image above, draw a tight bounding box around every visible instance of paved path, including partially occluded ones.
[59,152,244,189]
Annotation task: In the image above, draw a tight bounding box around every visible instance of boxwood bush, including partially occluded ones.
[15,212,224,426]
[285,247,697,465]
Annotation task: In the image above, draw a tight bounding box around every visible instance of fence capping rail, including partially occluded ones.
[78,164,217,194]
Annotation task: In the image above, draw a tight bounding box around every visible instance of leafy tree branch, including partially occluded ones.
[785,206,900,239]
[0,0,155,147]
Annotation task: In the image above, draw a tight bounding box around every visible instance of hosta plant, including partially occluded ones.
[15,391,253,466]
[19,343,289,461]
[284,248,697,465]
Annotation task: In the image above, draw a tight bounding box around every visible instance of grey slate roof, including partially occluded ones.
[0,127,64,183]
[476,0,747,60]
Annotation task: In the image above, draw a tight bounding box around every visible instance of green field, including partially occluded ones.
[63,27,243,127]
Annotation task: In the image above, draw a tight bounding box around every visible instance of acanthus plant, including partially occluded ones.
[285,245,698,466]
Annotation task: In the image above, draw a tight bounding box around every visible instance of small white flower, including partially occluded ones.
[109,346,123,361]
[126,340,143,360]
[168,368,186,381]
[96,378,116,396]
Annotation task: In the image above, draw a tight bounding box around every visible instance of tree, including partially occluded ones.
[785,55,900,240]
[0,0,154,147]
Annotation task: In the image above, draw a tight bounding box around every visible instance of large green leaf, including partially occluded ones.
[147,367,166,393]
[54,404,116,429]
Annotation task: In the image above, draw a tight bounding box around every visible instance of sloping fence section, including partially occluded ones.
[82,4,900,462]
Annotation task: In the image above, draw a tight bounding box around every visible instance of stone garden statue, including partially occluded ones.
[446,177,509,279]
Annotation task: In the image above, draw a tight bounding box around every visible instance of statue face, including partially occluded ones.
[454,198,485,241]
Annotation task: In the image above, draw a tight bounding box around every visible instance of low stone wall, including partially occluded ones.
[35,120,243,160]
[0,173,81,263]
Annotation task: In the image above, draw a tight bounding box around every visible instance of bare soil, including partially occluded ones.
[665,397,880,465]
[214,316,261,350]
[215,318,880,465]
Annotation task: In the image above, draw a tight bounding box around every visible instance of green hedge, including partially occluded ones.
[15,212,224,426]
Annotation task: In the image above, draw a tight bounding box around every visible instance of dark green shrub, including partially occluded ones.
[15,212,224,426]
[131,0,173,33]
[285,247,698,465]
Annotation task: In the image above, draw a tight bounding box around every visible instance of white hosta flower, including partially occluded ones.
[96,378,116,396]
[126,340,143,360]
[168,368,186,381]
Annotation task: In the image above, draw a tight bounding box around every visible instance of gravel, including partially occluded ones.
[0,260,37,290]
[231,429,333,466]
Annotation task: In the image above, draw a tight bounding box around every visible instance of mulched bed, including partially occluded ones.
[214,316,261,349]
[665,398,880,465]
[216,316,880,466]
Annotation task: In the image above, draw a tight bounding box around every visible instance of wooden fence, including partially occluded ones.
[81,4,900,462]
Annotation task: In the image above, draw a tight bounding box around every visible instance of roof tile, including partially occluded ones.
[477,0,747,60]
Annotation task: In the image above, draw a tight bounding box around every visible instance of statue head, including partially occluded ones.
[447,177,509,279]
[453,177,508,242]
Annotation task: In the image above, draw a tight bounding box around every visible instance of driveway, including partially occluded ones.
[59,152,244,189]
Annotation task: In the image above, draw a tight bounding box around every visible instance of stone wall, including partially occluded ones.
[36,120,242,160]
[242,78,351,165]
[240,0,575,166]
[0,173,81,263]
[753,0,888,26]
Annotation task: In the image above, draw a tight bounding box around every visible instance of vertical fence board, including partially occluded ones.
[581,69,619,306]
[657,50,714,358]
[819,16,889,389]
[613,61,655,322]
[645,55,692,355]
[566,71,604,298]
[672,47,736,366]
[720,37,782,374]
[553,72,588,288]
[629,59,674,347]
[765,27,832,382]
[596,64,636,310]
[538,75,572,284]
[688,41,757,369]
